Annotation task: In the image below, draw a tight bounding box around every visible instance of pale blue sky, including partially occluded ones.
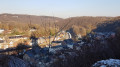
[0,0,120,18]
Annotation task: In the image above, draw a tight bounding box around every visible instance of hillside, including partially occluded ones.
[57,17,115,36]
[93,17,120,32]
[0,13,63,36]
[0,13,63,24]
[1,13,120,37]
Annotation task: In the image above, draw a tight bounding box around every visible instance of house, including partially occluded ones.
[77,34,82,38]
[9,41,14,47]
[38,37,46,44]
[51,41,62,46]
[9,35,28,41]
[3,30,11,34]
[0,38,4,43]
[0,29,4,34]
[54,37,61,40]
[30,29,36,32]
[67,44,74,49]
[0,38,5,49]
[0,45,2,49]
[67,32,72,39]
[61,39,74,49]
[3,44,8,49]
[49,45,64,54]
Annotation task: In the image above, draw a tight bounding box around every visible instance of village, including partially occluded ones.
[19,31,117,67]
[1,26,119,66]
[0,29,72,50]
[1,27,120,67]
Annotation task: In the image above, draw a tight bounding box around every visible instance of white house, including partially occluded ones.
[67,44,74,49]
[0,29,4,33]
[49,45,63,53]
[38,37,46,44]
[4,45,8,49]
[9,41,14,47]
[30,29,36,32]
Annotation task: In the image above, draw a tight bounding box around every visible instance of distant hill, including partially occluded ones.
[57,16,113,29]
[0,13,63,24]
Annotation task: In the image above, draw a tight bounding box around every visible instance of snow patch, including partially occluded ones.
[92,59,120,67]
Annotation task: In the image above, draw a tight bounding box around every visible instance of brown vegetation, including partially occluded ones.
[1,13,120,37]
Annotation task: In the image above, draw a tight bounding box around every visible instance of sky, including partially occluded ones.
[0,0,120,18]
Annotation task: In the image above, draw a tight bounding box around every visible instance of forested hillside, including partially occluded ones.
[0,13,120,37]
[58,17,114,36]
[93,17,120,32]
[0,13,62,36]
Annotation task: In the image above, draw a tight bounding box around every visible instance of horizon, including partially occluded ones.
[0,0,120,18]
[0,13,119,19]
